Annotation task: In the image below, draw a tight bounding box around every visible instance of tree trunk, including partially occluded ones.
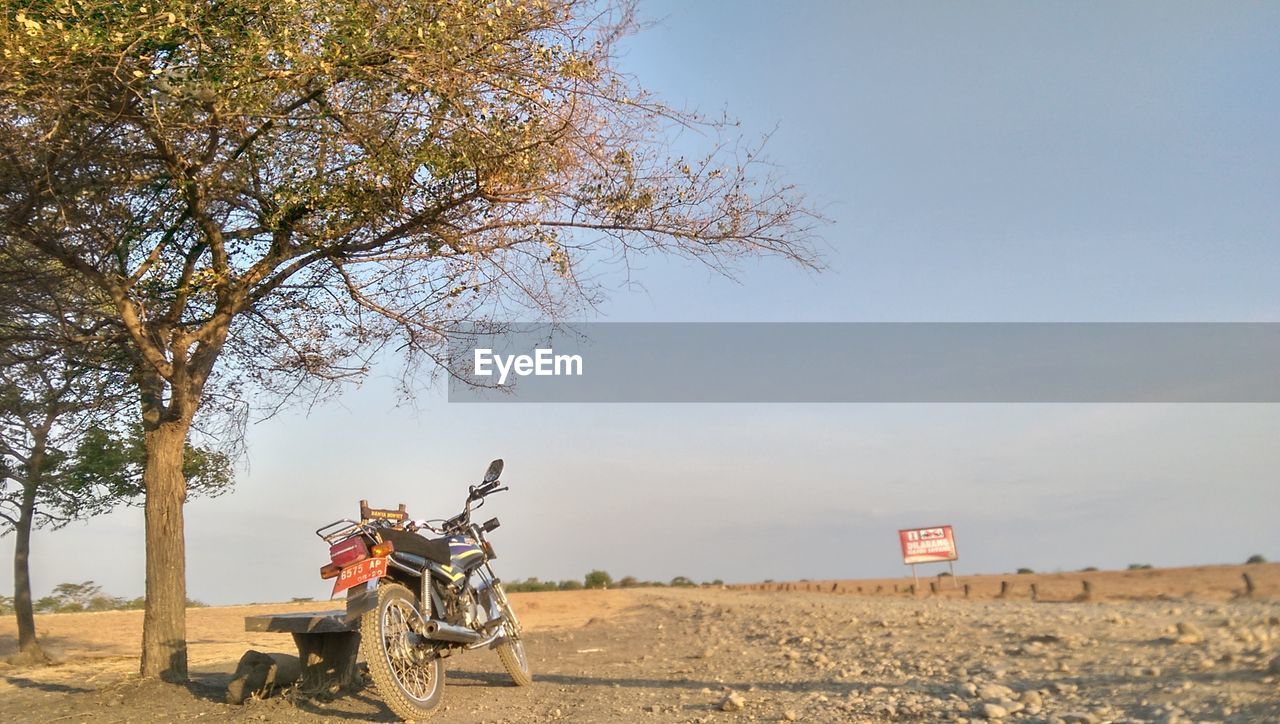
[13,471,46,662]
[139,417,192,682]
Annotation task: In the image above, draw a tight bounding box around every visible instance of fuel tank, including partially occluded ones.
[426,535,485,585]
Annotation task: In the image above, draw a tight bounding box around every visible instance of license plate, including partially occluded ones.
[331,557,387,596]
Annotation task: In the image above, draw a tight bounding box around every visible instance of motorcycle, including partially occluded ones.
[316,459,531,720]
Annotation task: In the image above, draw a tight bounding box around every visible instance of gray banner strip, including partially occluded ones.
[445,323,1280,403]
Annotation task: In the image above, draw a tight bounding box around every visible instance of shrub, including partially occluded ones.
[1246,554,1267,565]
[617,576,639,588]
[557,579,583,591]
[669,576,695,587]
[1016,568,1034,575]
[584,570,613,590]
[1080,566,1099,572]
[503,578,558,593]
[1127,563,1153,571]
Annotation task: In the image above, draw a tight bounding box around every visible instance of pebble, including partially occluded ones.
[1174,621,1204,645]
[719,691,746,712]
[978,702,1008,719]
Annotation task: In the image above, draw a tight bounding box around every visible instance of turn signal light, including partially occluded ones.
[319,563,340,580]
[371,541,395,558]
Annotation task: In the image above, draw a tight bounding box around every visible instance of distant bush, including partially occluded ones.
[1246,554,1267,565]
[669,576,695,587]
[290,597,315,603]
[1127,563,1153,570]
[557,579,583,591]
[584,570,613,590]
[617,576,639,588]
[1016,568,1034,575]
[937,571,952,577]
[0,595,12,614]
[504,577,560,593]
[25,583,160,613]
[1080,566,1099,572]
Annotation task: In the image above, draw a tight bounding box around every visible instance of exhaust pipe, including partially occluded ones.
[422,619,485,644]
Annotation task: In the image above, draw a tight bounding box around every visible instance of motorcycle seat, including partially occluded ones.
[379,528,452,564]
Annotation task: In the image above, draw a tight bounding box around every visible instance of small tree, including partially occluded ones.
[670,576,695,587]
[584,570,613,590]
[1246,554,1266,565]
[617,575,639,588]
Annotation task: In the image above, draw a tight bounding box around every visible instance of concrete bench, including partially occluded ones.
[244,611,360,693]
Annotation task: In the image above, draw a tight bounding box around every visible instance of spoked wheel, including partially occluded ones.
[490,583,533,686]
[361,582,445,720]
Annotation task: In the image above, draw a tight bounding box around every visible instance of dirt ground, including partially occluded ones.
[735,563,1280,603]
[0,564,1277,723]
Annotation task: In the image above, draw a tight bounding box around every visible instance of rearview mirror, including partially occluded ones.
[483,459,504,483]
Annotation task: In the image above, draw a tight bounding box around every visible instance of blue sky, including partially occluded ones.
[4,1,1279,604]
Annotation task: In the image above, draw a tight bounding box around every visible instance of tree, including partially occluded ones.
[584,570,613,590]
[1246,554,1266,565]
[0,255,232,664]
[1,0,816,680]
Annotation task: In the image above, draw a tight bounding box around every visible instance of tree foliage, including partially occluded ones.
[583,569,613,589]
[2,0,817,408]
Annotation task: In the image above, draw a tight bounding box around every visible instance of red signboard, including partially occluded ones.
[899,525,958,564]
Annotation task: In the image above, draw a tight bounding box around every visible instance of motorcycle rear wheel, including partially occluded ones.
[361,582,445,720]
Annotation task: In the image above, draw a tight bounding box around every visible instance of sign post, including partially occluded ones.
[899,525,959,591]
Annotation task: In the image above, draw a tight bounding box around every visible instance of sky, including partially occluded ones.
[4,1,1280,605]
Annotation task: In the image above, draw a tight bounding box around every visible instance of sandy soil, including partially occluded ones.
[0,565,1276,723]
[0,589,636,664]
[736,563,1280,603]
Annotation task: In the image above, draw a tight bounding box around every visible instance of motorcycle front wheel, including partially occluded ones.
[490,582,533,686]
[361,582,445,720]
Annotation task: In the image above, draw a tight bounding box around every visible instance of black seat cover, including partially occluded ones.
[379,528,452,564]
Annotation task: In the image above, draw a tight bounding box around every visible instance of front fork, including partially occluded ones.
[476,563,521,637]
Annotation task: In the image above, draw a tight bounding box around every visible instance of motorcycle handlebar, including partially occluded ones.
[469,482,507,500]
